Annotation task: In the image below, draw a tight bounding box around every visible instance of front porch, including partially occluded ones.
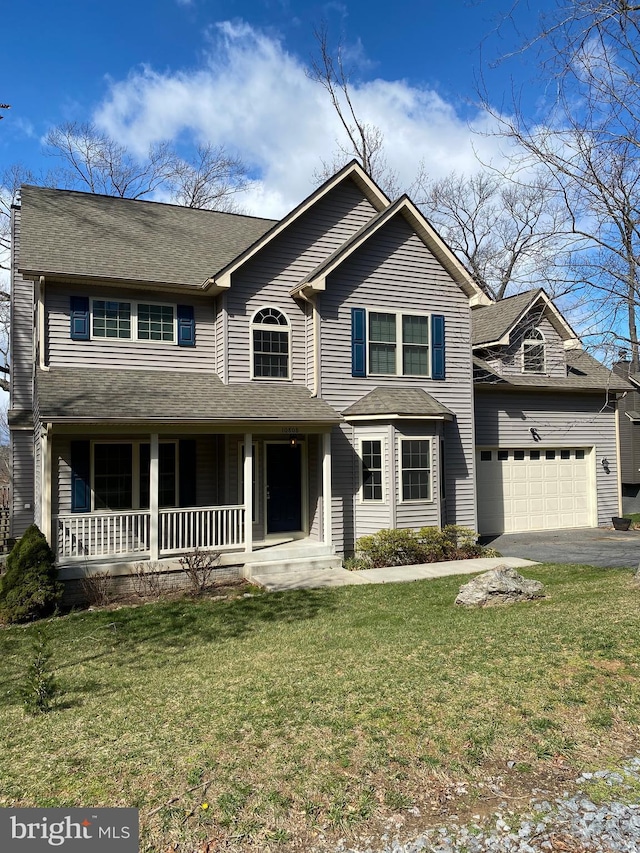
[44,428,335,568]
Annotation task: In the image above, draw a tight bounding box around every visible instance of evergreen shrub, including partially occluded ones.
[0,525,62,623]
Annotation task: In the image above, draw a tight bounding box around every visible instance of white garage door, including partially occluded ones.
[476,447,592,535]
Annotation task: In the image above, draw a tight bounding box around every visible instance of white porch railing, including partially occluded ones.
[160,505,245,554]
[55,505,245,560]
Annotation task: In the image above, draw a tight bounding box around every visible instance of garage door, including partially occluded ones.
[476,447,592,535]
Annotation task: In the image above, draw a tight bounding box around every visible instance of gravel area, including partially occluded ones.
[332,759,640,853]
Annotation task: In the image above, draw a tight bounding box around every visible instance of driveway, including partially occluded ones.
[482,527,640,569]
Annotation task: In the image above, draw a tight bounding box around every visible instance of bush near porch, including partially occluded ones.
[347,525,500,570]
[0,565,639,851]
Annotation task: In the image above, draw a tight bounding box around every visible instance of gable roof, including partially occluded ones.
[208,160,391,290]
[472,289,579,348]
[18,185,275,290]
[36,367,342,424]
[342,387,454,420]
[291,195,487,302]
[473,349,632,392]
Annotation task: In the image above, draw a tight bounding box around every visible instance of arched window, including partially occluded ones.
[522,327,545,373]
[251,307,290,379]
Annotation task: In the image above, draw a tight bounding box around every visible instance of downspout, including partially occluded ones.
[615,402,623,517]
[37,277,49,371]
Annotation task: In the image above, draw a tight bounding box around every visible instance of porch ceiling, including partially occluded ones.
[36,367,342,425]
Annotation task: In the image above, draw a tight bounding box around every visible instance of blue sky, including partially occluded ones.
[3,0,553,215]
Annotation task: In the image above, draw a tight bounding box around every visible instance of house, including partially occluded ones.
[472,289,630,535]
[8,161,629,588]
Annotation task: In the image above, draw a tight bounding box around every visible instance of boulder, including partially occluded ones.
[455,566,544,607]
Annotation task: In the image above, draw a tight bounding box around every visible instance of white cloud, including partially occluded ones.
[94,20,510,217]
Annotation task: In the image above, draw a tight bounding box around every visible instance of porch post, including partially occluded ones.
[41,424,52,546]
[322,430,332,548]
[244,433,253,554]
[149,433,159,560]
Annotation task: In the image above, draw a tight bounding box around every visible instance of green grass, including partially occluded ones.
[1,564,640,850]
[624,512,640,527]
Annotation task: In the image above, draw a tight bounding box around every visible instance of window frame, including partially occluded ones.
[90,299,178,345]
[367,309,431,378]
[90,439,179,512]
[398,436,433,503]
[358,436,386,503]
[250,306,292,381]
[522,326,546,374]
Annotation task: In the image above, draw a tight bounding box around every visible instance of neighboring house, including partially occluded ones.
[472,289,630,535]
[612,358,640,513]
[8,161,630,584]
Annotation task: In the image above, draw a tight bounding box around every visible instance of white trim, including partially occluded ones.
[244,433,253,554]
[397,436,433,504]
[357,435,386,504]
[249,306,292,381]
[322,431,332,547]
[149,434,159,561]
[344,414,452,422]
[90,298,178,345]
[239,441,260,524]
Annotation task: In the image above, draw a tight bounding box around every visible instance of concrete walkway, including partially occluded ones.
[252,556,537,592]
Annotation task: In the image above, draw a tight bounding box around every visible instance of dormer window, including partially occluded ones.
[522,327,545,373]
[251,307,290,379]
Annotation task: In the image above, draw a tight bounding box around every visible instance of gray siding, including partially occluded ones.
[10,206,34,411]
[319,214,477,551]
[617,386,640,484]
[11,430,34,536]
[46,284,216,372]
[474,389,619,526]
[226,178,378,385]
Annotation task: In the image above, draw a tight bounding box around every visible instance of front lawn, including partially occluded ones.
[1,565,639,851]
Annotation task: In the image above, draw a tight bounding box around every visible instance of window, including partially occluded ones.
[530,450,540,460]
[368,312,430,376]
[360,439,383,501]
[522,327,545,373]
[91,299,177,344]
[561,449,571,460]
[138,304,175,342]
[92,441,177,511]
[93,301,131,339]
[545,450,556,460]
[251,308,290,379]
[497,450,509,461]
[575,448,585,460]
[480,450,492,461]
[514,450,525,460]
[94,444,133,510]
[400,439,431,501]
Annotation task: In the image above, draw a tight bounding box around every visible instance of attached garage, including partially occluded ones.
[476,447,595,535]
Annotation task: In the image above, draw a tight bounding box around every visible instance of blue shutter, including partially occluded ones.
[177,305,195,347]
[431,314,446,380]
[351,308,366,377]
[70,440,91,513]
[70,296,90,340]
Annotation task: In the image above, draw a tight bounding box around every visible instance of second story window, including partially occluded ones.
[91,299,177,344]
[251,307,290,379]
[522,327,545,373]
[93,300,131,339]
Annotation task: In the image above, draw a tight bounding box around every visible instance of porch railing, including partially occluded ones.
[55,505,245,560]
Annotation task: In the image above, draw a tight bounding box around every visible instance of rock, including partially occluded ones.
[455,566,544,607]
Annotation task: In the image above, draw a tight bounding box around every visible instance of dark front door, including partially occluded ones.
[266,443,302,533]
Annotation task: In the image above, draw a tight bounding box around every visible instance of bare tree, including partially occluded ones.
[309,25,576,303]
[308,24,400,198]
[412,169,578,301]
[45,122,249,210]
[487,1,640,367]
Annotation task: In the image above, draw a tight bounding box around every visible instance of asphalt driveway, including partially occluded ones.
[482,527,640,569]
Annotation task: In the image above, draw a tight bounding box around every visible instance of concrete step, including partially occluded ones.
[244,553,343,579]
[242,543,336,564]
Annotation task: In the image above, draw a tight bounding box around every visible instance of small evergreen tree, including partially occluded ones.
[21,629,58,715]
[0,525,62,623]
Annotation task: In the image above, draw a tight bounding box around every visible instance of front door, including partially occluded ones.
[266,443,302,533]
